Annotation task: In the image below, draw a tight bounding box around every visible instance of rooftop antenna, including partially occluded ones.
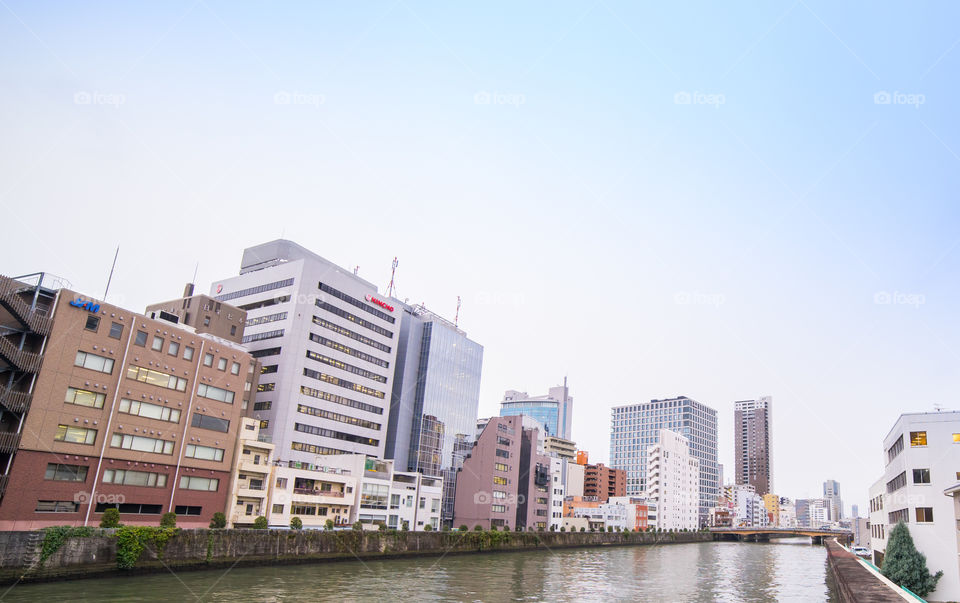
[191,262,199,285]
[386,257,398,298]
[454,295,462,327]
[103,246,119,300]
[354,265,359,276]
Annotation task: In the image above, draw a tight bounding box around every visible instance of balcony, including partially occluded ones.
[0,432,22,453]
[0,383,32,414]
[0,276,52,336]
[0,337,43,374]
[292,487,347,504]
[237,484,268,499]
[239,460,270,474]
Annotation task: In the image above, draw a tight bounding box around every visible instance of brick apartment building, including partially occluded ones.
[584,463,626,502]
[0,274,257,529]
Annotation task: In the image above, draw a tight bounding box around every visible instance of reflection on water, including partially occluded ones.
[3,538,835,602]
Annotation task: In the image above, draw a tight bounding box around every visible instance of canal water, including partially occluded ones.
[2,538,836,602]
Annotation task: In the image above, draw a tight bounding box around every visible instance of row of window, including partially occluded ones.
[291,440,351,456]
[302,367,385,399]
[216,278,295,302]
[318,282,395,324]
[242,329,285,344]
[251,347,281,358]
[55,425,224,461]
[44,463,216,491]
[296,403,381,431]
[36,501,204,515]
[315,300,393,339]
[246,311,287,327]
[84,316,125,339]
[300,385,383,415]
[305,350,387,384]
[293,422,379,447]
[308,332,389,369]
[312,316,391,353]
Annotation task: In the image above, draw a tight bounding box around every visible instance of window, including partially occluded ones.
[886,472,907,494]
[84,315,100,331]
[305,350,388,384]
[276,478,288,489]
[888,508,909,524]
[301,368,385,399]
[910,431,927,447]
[185,444,224,461]
[493,476,507,485]
[183,346,194,361]
[293,423,379,447]
[360,483,389,509]
[45,463,87,482]
[497,436,511,446]
[495,449,510,458]
[217,357,227,371]
[36,501,79,513]
[215,278,294,302]
[54,425,97,445]
[308,333,390,368]
[317,282,395,324]
[197,383,235,404]
[492,504,506,513]
[118,398,180,423]
[492,491,506,499]
[191,413,230,433]
[64,387,105,409]
[203,316,211,327]
[292,505,317,516]
[259,420,269,429]
[315,300,393,338]
[915,507,934,523]
[108,322,123,339]
[103,469,167,487]
[168,341,180,356]
[175,505,202,516]
[252,347,281,358]
[299,385,383,415]
[419,497,426,509]
[296,403,381,430]
[95,503,162,514]
[134,330,148,346]
[151,336,164,351]
[242,329,285,343]
[912,469,931,484]
[258,382,275,392]
[954,433,960,443]
[887,435,904,463]
[254,401,272,411]
[74,351,114,374]
[272,504,284,514]
[179,476,219,491]
[111,433,175,455]
[203,353,214,367]
[230,361,241,375]
[127,365,187,391]
[495,463,508,472]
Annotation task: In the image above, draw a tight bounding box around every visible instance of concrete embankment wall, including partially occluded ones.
[0,529,713,584]
[824,539,907,602]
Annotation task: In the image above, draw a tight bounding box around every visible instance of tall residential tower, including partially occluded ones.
[734,396,773,495]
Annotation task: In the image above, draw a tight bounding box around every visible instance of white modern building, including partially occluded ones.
[566,462,585,498]
[547,456,567,531]
[644,429,700,531]
[778,500,797,528]
[823,479,843,522]
[867,411,960,602]
[733,485,768,528]
[212,240,400,462]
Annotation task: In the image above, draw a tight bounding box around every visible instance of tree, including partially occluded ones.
[489,525,498,531]
[160,512,177,528]
[100,508,121,528]
[579,527,585,532]
[290,517,303,530]
[325,519,335,531]
[459,525,468,532]
[352,521,364,531]
[474,524,483,531]
[209,512,226,529]
[882,522,943,598]
[559,526,566,532]
[253,516,268,529]
[424,524,433,531]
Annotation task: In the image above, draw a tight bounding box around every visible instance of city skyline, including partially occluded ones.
[4,1,960,519]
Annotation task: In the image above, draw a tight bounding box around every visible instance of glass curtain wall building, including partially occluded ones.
[498,382,573,439]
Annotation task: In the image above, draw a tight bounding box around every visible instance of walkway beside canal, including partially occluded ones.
[824,539,913,602]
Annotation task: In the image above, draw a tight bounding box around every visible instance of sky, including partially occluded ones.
[2,1,959,514]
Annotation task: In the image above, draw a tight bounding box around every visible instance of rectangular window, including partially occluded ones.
[183,346,194,361]
[276,478,287,488]
[185,444,224,461]
[491,504,506,513]
[64,387,106,409]
[126,365,187,391]
[254,401,272,411]
[45,463,88,482]
[118,398,181,423]
[215,278,294,302]
[272,504,284,514]
[915,507,934,523]
[168,341,180,356]
[151,336,164,351]
[888,508,909,524]
[258,382,276,392]
[191,413,230,433]
[203,353,214,367]
[912,468,931,484]
[197,384,235,404]
[495,463,508,472]
[74,351,114,374]
[495,449,510,458]
[103,469,167,487]
[110,433,174,455]
[252,347,282,358]
[95,503,162,514]
[886,435,904,463]
[886,471,907,493]
[36,500,79,513]
[134,330,148,346]
[217,357,227,371]
[84,315,100,332]
[909,431,927,447]
[108,322,123,339]
[231,361,241,375]
[179,476,219,491]
[174,505,202,516]
[493,476,507,485]
[54,425,97,445]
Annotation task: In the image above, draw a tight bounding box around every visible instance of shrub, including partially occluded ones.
[459,525,468,532]
[160,512,177,528]
[607,526,613,532]
[209,512,226,529]
[401,521,410,531]
[325,519,335,531]
[377,522,387,532]
[537,526,545,532]
[442,525,450,532]
[424,524,433,531]
[882,522,943,597]
[353,521,364,531]
[100,508,121,528]
[490,525,498,531]
[290,517,303,530]
[252,516,268,529]
[560,526,566,532]
[515,525,522,532]
[580,527,585,532]
[474,525,484,531]
[549,524,556,532]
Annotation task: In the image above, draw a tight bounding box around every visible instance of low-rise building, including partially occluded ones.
[583,463,626,502]
[544,436,576,461]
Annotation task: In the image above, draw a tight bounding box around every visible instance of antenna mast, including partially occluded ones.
[454,295,462,327]
[103,246,119,300]
[387,257,398,297]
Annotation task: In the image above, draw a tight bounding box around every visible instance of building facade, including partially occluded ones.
[544,436,576,461]
[610,396,718,526]
[823,479,843,522]
[583,463,626,502]
[867,411,960,602]
[498,380,573,439]
[644,429,700,531]
[0,274,257,529]
[734,396,772,495]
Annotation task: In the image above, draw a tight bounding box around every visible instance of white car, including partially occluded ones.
[851,546,871,558]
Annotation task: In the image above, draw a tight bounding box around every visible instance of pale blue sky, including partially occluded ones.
[2,1,959,512]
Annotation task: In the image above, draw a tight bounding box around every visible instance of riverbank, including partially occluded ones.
[824,539,909,602]
[0,528,713,584]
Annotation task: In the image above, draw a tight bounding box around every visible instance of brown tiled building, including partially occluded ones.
[583,463,626,503]
[0,274,257,529]
[145,284,247,344]
[734,397,772,496]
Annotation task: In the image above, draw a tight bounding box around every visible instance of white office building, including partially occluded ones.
[868,411,960,602]
[644,429,700,531]
[548,456,567,531]
[212,240,400,462]
[733,485,768,528]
